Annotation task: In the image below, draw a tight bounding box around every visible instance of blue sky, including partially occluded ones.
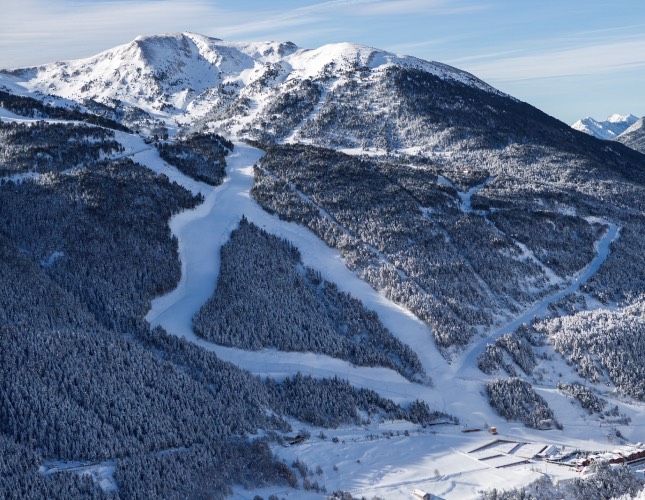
[1,0,644,124]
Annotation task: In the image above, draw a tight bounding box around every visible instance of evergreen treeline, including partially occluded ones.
[557,383,606,414]
[243,62,645,345]
[252,135,645,350]
[114,440,296,500]
[0,121,285,496]
[478,329,537,376]
[265,373,453,428]
[0,119,449,497]
[0,434,107,500]
[194,218,426,382]
[0,121,123,176]
[157,132,233,186]
[242,78,321,142]
[252,144,577,348]
[486,378,560,429]
[535,301,645,399]
[0,157,198,332]
[0,90,129,131]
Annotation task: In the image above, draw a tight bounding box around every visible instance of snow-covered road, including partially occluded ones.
[456,222,620,378]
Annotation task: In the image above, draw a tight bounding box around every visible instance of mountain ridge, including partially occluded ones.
[571,113,638,140]
[616,116,645,153]
[0,32,500,121]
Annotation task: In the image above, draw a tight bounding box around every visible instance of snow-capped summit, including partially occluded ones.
[1,33,297,113]
[0,32,497,119]
[572,113,638,140]
[607,113,638,124]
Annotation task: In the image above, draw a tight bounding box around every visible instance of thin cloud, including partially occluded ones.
[0,0,492,68]
[345,0,488,16]
[462,38,645,82]
[0,0,218,67]
[212,0,487,38]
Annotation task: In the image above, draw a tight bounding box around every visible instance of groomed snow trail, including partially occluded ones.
[456,223,620,378]
[140,132,623,427]
[145,143,264,338]
[142,137,450,410]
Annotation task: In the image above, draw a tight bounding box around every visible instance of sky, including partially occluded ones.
[1,0,644,124]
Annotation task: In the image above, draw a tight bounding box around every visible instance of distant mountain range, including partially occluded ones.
[570,113,645,154]
[571,113,639,140]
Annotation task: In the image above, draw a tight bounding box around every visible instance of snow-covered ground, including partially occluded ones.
[40,460,117,493]
[134,132,645,498]
[282,77,338,145]
[7,109,632,497]
[5,33,643,497]
[457,223,620,379]
[456,177,494,214]
[144,140,447,405]
[4,117,638,497]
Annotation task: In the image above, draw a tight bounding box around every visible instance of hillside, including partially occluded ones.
[616,117,645,153]
[1,33,645,499]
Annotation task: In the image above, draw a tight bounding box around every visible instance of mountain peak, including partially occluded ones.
[606,113,638,124]
[0,32,501,119]
[572,113,638,140]
[615,116,645,153]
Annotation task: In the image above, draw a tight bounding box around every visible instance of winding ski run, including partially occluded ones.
[139,133,620,424]
[143,137,448,410]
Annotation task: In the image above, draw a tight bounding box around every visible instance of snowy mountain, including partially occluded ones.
[2,33,645,499]
[571,113,638,140]
[1,32,495,126]
[615,116,645,153]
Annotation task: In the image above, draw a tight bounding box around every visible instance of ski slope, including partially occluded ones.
[142,140,448,404]
[457,223,620,378]
[126,132,641,498]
